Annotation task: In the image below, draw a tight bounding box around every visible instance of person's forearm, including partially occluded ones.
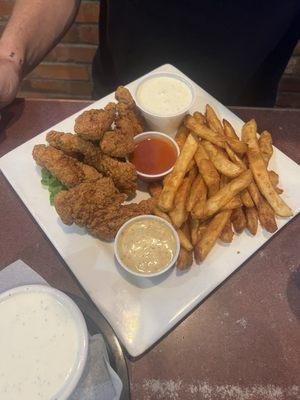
[0,0,81,77]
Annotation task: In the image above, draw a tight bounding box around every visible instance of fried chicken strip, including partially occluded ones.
[46,131,137,195]
[54,179,156,240]
[32,144,101,188]
[74,102,116,141]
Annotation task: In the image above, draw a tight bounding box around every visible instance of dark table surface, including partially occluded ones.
[1,99,300,400]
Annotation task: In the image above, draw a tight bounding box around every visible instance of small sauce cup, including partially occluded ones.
[135,72,196,135]
[129,131,180,182]
[114,215,180,278]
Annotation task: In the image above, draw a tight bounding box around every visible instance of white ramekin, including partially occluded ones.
[0,284,89,400]
[131,131,180,182]
[114,215,180,278]
[135,72,196,135]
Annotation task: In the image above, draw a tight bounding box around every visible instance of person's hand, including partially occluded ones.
[0,57,21,109]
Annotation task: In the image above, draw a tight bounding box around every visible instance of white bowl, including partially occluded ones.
[135,71,196,135]
[131,131,180,182]
[0,284,88,400]
[114,215,180,278]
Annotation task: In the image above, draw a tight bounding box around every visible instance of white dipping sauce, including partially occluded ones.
[137,76,192,116]
[0,290,79,400]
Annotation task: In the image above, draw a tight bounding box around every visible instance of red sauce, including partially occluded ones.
[129,137,178,175]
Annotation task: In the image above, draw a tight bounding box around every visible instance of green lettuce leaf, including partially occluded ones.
[41,168,66,205]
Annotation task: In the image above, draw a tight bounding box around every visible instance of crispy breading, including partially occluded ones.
[32,144,101,188]
[74,102,116,141]
[100,129,135,158]
[46,131,137,195]
[54,179,156,241]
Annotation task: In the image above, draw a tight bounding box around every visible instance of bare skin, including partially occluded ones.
[0,0,80,108]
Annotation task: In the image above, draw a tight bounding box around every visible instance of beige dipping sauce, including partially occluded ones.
[118,218,177,274]
[0,291,79,400]
[136,76,192,116]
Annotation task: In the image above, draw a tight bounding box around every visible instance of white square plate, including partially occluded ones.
[1,64,299,357]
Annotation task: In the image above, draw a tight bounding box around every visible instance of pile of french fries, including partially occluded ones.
[148,104,293,270]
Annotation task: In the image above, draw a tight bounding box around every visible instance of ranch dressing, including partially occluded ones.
[137,76,192,116]
[0,291,79,400]
[117,217,177,274]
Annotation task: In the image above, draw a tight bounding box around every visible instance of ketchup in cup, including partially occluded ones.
[129,132,179,181]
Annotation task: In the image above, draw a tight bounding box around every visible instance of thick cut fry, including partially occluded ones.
[193,111,206,124]
[169,168,196,227]
[194,142,209,163]
[220,219,234,243]
[153,208,172,224]
[195,210,232,262]
[205,104,224,136]
[226,136,247,155]
[243,120,292,217]
[196,158,220,197]
[176,229,193,251]
[197,220,209,243]
[202,170,252,218]
[202,140,244,178]
[248,182,278,233]
[185,116,226,148]
[175,124,189,151]
[158,133,198,211]
[189,217,200,246]
[177,247,193,270]
[245,207,258,235]
[191,177,208,218]
[259,131,273,165]
[187,175,205,212]
[268,170,279,188]
[223,119,239,140]
[221,195,242,211]
[148,182,162,199]
[231,207,246,233]
[240,188,254,208]
[224,143,246,171]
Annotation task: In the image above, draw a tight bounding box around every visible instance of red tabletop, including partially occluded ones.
[0,99,300,400]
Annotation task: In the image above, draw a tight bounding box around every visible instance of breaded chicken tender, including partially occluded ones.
[32,144,101,188]
[54,179,156,240]
[46,131,137,195]
[100,130,135,158]
[74,102,116,141]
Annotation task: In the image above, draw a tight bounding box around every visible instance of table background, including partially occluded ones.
[0,99,299,399]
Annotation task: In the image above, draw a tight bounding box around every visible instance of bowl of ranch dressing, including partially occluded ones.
[135,72,195,135]
[0,284,88,400]
[115,215,180,277]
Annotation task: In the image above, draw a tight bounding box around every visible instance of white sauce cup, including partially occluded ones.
[114,215,180,278]
[135,72,196,135]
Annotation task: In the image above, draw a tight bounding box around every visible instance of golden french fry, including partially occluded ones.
[202,170,252,218]
[224,143,246,171]
[221,195,242,211]
[196,158,220,197]
[231,207,246,233]
[195,210,232,262]
[194,142,209,163]
[187,175,205,212]
[223,119,239,140]
[268,170,279,188]
[169,168,196,228]
[191,177,208,218]
[177,247,193,270]
[205,104,224,136]
[153,208,172,224]
[248,181,278,233]
[226,136,247,155]
[245,207,258,235]
[176,228,193,251]
[259,130,273,165]
[276,187,284,194]
[175,124,189,151]
[148,182,163,199]
[220,219,234,243]
[202,140,244,178]
[243,120,292,217]
[158,133,198,212]
[185,116,226,148]
[197,220,209,243]
[189,216,200,246]
[240,188,255,208]
[193,111,206,125]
